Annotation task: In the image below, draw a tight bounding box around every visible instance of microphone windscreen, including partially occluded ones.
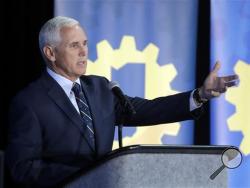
[109,81,119,90]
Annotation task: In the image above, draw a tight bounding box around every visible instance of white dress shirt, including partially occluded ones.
[190,90,202,111]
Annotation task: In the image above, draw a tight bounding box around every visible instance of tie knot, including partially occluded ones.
[72,82,81,94]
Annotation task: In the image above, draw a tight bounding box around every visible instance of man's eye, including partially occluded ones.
[69,42,87,48]
[72,43,79,48]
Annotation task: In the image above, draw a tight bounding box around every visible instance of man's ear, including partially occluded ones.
[43,45,56,62]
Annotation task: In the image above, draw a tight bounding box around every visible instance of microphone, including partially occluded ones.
[109,81,136,115]
[109,81,136,149]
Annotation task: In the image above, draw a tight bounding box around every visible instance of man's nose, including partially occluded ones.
[79,45,87,56]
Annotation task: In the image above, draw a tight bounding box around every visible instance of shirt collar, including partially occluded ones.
[47,67,81,97]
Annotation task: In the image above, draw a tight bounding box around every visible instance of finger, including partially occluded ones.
[219,86,227,93]
[224,86,228,93]
[211,61,221,74]
[224,80,238,87]
[211,90,221,97]
[221,74,239,82]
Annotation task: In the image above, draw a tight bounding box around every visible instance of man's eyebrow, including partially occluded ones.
[69,40,88,44]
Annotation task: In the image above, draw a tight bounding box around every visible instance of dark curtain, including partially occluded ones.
[0,0,53,187]
[195,0,210,144]
[0,0,53,149]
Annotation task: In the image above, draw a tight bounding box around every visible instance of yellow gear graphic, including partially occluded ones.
[225,60,250,155]
[86,35,181,150]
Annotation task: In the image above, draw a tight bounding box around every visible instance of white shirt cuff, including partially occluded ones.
[190,89,202,111]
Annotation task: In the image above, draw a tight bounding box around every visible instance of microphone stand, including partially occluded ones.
[118,97,136,149]
[118,123,123,148]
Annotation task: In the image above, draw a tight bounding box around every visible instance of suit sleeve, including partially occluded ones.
[115,91,203,126]
[6,98,80,187]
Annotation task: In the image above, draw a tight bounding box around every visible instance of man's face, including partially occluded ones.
[51,24,88,81]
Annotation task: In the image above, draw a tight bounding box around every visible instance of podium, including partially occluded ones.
[62,145,232,188]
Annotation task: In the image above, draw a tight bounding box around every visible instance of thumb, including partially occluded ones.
[211,61,221,74]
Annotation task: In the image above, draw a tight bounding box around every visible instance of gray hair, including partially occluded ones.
[39,16,79,62]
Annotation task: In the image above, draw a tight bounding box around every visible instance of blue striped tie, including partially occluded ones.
[72,82,95,150]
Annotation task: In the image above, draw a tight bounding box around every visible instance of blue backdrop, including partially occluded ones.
[211,0,250,187]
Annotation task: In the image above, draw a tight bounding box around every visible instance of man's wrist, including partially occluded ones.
[193,88,208,104]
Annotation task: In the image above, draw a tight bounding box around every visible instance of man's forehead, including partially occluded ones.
[60,25,87,41]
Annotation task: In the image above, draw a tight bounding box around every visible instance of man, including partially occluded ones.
[6,16,238,187]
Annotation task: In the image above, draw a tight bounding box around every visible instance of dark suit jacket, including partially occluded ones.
[6,71,202,187]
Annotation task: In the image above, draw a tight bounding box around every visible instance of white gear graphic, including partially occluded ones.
[225,60,250,155]
[86,35,181,150]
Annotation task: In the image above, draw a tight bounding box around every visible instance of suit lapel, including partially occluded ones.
[47,86,82,128]
[41,72,95,152]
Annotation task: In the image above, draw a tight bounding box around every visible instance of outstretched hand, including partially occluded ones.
[199,61,239,100]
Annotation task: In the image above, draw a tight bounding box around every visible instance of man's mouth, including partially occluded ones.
[78,60,87,64]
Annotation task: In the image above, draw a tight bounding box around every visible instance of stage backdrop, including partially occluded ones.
[54,0,198,149]
[211,0,250,187]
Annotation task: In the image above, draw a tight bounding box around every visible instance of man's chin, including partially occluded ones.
[78,70,86,76]
[77,65,87,75]
[81,68,86,75]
